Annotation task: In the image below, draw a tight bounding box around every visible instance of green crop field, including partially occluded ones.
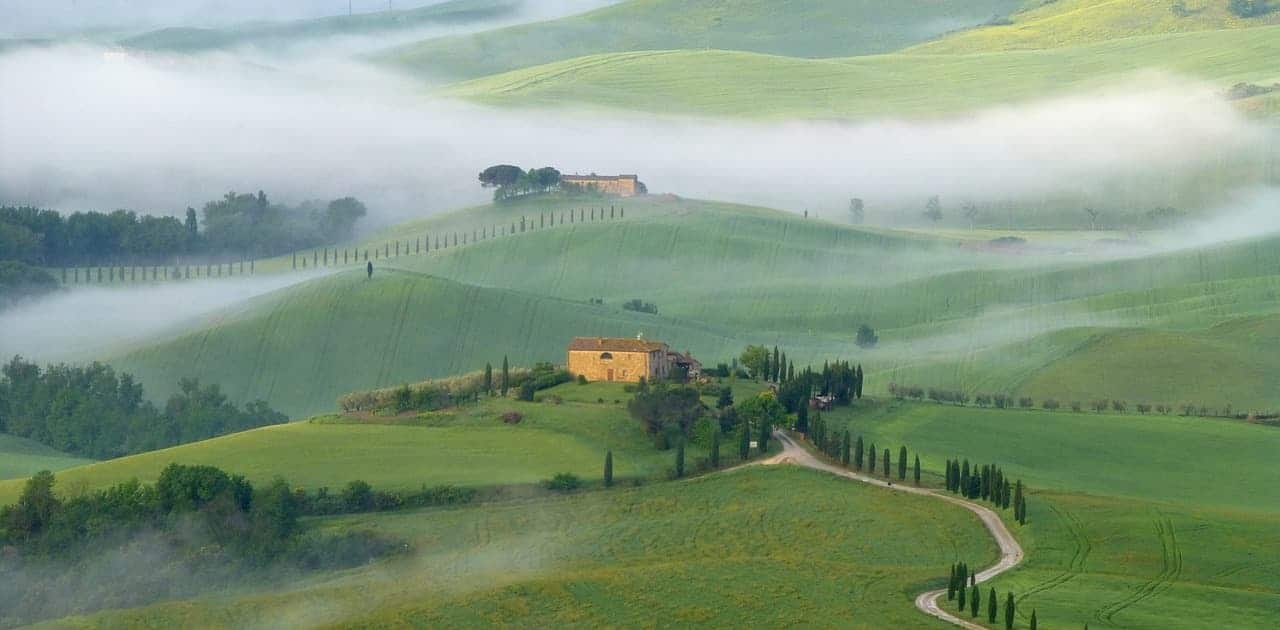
[33,466,998,628]
[0,433,94,481]
[0,382,727,506]
[99,195,1280,417]
[443,25,1280,118]
[908,0,1280,53]
[378,0,1024,82]
[819,401,1280,629]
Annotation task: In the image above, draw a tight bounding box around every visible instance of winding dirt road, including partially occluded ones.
[765,431,1024,629]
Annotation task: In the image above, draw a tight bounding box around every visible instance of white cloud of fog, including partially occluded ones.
[0,1,619,38]
[0,45,1268,231]
[0,271,333,362]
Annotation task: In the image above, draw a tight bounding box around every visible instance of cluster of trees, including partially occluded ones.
[339,359,569,414]
[893,381,1253,419]
[478,164,562,201]
[738,345,864,398]
[627,380,706,449]
[804,419,921,485]
[944,459,1027,524]
[1228,0,1274,18]
[0,193,366,266]
[0,260,58,307]
[621,298,658,315]
[948,563,1028,629]
[0,466,406,627]
[0,356,287,459]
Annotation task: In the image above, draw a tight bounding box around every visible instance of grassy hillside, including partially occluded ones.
[118,0,520,53]
[443,25,1280,118]
[0,382,727,505]
[0,433,94,481]
[821,401,1280,629]
[35,466,997,628]
[910,0,1280,53]
[380,0,1024,81]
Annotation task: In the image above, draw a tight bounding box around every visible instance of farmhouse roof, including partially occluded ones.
[568,336,667,353]
[563,174,639,181]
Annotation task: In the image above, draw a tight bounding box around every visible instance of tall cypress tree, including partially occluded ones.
[710,430,721,468]
[913,454,921,485]
[854,436,864,470]
[961,461,971,495]
[898,446,908,480]
[987,587,997,623]
[842,432,851,466]
[1029,609,1037,630]
[771,346,780,381]
[882,448,890,477]
[1014,480,1025,522]
[948,564,957,600]
[604,451,614,487]
[483,363,493,395]
[1004,592,1015,630]
[796,403,809,434]
[779,351,787,382]
[957,580,967,611]
[675,440,686,478]
[868,443,876,472]
[758,420,771,454]
[500,356,510,396]
[739,424,751,460]
[971,583,980,617]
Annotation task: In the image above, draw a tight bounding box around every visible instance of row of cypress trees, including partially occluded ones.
[948,563,1034,628]
[944,458,1028,525]
[806,416,921,485]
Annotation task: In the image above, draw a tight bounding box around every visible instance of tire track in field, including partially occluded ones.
[1018,505,1091,600]
[1093,513,1183,625]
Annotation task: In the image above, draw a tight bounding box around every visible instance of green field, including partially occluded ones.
[443,25,1280,118]
[379,0,1024,81]
[0,382,729,506]
[32,466,998,628]
[0,433,94,481]
[96,195,1280,416]
[117,0,519,53]
[820,401,1280,629]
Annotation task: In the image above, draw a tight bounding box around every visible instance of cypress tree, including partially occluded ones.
[971,583,980,617]
[1014,480,1025,522]
[882,448,890,477]
[913,454,921,485]
[868,443,876,472]
[945,459,953,490]
[841,432,851,466]
[1002,479,1012,509]
[961,461,971,495]
[710,430,721,468]
[796,403,809,434]
[675,440,685,478]
[483,363,493,394]
[758,420,771,454]
[501,356,510,395]
[779,351,787,381]
[898,446,908,480]
[947,564,957,600]
[854,436,864,470]
[739,423,751,460]
[604,451,614,487]
[958,580,967,611]
[1030,609,1037,630]
[1018,493,1028,525]
[987,587,997,623]
[1004,592,1015,630]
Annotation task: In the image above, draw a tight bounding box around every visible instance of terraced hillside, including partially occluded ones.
[29,466,999,628]
[822,401,1280,629]
[107,195,1280,415]
[380,0,1024,81]
[909,0,1280,53]
[444,25,1280,118]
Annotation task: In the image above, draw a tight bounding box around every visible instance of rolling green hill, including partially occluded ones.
[0,433,94,481]
[909,0,1280,53]
[29,466,998,628]
[380,0,1025,81]
[118,0,520,53]
[0,383,727,506]
[102,195,1280,415]
[821,401,1280,629]
[442,25,1280,118]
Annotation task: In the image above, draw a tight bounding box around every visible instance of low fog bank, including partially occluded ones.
[1,1,619,38]
[0,271,332,363]
[1,44,1270,233]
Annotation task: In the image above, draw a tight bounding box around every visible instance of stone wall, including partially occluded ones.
[568,349,661,382]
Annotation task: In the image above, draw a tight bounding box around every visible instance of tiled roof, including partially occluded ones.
[568,337,666,352]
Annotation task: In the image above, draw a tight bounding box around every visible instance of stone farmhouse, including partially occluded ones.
[567,336,700,383]
[561,174,647,197]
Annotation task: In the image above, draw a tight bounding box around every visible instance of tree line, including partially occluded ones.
[944,458,1028,526]
[890,382,1261,420]
[479,164,563,201]
[0,465,411,628]
[948,562,1033,629]
[740,344,864,401]
[805,417,923,485]
[0,356,287,459]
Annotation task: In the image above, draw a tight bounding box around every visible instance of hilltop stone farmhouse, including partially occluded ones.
[567,337,701,383]
[561,174,647,197]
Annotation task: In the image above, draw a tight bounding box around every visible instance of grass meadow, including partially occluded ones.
[32,466,998,629]
[820,401,1280,629]
[0,434,94,481]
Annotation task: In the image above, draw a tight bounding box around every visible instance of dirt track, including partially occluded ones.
[766,431,1025,628]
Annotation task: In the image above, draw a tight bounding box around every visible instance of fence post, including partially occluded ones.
[292,252,297,269]
[251,259,255,274]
